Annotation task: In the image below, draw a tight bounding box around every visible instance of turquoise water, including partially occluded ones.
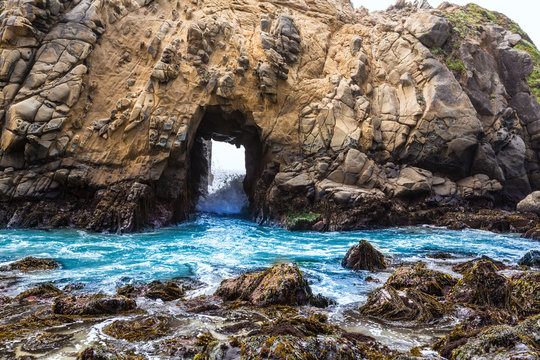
[0,213,537,305]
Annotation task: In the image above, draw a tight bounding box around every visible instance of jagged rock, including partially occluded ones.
[214,263,324,307]
[450,315,540,360]
[446,260,513,309]
[360,285,446,323]
[386,263,458,296]
[452,255,508,274]
[103,316,169,341]
[0,257,60,272]
[53,294,136,315]
[0,0,538,235]
[15,283,63,302]
[518,250,540,267]
[512,272,540,317]
[341,240,386,271]
[405,12,451,48]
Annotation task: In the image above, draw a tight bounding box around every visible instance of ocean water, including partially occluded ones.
[0,213,536,304]
[1,173,539,356]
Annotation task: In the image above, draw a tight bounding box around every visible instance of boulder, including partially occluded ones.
[446,260,513,309]
[405,12,451,48]
[0,257,60,272]
[214,263,321,307]
[512,272,540,317]
[386,263,458,296]
[341,240,386,271]
[452,255,507,274]
[53,294,136,315]
[450,315,540,360]
[360,285,446,322]
[103,316,169,341]
[15,283,63,302]
[518,250,540,267]
[517,191,540,214]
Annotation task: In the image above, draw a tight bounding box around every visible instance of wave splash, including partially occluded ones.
[196,171,249,215]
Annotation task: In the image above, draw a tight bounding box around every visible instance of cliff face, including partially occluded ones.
[0,0,539,232]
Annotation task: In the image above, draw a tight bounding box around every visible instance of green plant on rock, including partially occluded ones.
[285,211,320,228]
[446,57,466,75]
[514,40,540,103]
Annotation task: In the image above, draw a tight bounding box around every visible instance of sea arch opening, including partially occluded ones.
[187,105,264,218]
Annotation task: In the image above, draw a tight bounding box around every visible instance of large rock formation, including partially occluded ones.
[0,0,539,232]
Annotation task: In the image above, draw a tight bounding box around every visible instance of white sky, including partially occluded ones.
[353,0,539,45]
[213,1,539,172]
[211,140,246,173]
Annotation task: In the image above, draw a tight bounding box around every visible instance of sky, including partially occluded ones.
[352,0,539,45]
[211,140,246,173]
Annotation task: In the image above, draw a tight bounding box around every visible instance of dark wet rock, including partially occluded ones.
[215,263,325,307]
[217,321,261,335]
[199,333,399,360]
[247,313,338,338]
[438,210,539,235]
[387,263,458,296]
[450,315,540,360]
[77,345,134,360]
[425,251,456,259]
[15,283,63,302]
[360,285,447,323]
[22,332,73,353]
[180,295,225,315]
[63,283,85,292]
[0,257,60,272]
[518,250,540,267]
[452,255,507,274]
[512,272,540,317]
[103,316,169,341]
[145,280,185,301]
[341,240,386,271]
[53,294,136,315]
[446,260,513,309]
[161,336,201,358]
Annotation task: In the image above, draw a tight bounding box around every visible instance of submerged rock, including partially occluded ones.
[341,240,386,271]
[0,257,60,272]
[215,263,327,307]
[103,316,169,341]
[360,285,446,323]
[387,263,458,296]
[15,283,63,302]
[446,260,513,309]
[22,332,73,353]
[518,250,540,267]
[53,294,136,315]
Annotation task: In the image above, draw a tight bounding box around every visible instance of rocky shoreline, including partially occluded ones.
[1,249,539,359]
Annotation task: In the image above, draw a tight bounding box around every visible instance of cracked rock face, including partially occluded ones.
[0,0,539,232]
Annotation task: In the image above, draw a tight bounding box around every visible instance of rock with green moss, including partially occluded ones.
[103,316,169,341]
[360,285,447,323]
[512,272,540,317]
[446,260,513,309]
[0,257,60,272]
[215,263,329,307]
[387,262,458,296]
[450,315,540,360]
[285,212,321,231]
[451,255,507,274]
[342,240,386,271]
[518,250,540,267]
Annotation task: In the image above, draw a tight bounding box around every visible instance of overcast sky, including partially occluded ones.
[352,0,539,45]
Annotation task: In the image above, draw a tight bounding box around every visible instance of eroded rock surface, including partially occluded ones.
[0,1,538,233]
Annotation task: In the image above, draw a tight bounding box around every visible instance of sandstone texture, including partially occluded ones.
[0,0,539,232]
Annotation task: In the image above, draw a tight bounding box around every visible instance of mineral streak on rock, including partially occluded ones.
[0,0,539,233]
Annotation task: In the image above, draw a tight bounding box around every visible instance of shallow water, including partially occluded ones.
[0,214,538,357]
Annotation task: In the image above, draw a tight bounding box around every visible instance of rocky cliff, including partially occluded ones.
[0,0,539,232]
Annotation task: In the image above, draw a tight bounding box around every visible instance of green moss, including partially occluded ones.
[514,40,540,103]
[285,211,320,227]
[446,57,466,75]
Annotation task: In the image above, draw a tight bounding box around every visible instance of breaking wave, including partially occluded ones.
[196,171,249,215]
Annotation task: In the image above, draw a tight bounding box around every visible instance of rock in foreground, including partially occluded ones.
[342,240,387,271]
[215,263,326,307]
[53,294,136,315]
[386,263,458,296]
[0,257,60,272]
